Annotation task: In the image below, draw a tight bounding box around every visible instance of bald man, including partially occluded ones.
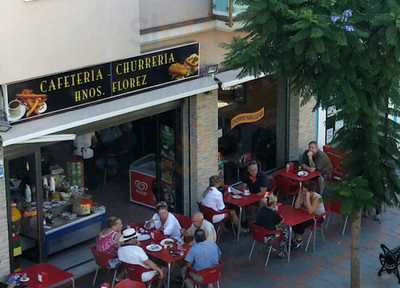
[183,212,217,242]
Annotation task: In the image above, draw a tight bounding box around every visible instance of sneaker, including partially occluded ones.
[277,250,287,258]
[241,227,250,233]
[293,239,303,249]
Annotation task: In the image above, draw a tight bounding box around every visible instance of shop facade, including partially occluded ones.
[0,2,319,277]
[0,41,224,272]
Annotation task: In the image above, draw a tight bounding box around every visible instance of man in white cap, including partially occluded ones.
[118,228,165,287]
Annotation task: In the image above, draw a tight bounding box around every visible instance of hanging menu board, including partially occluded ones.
[6,42,200,124]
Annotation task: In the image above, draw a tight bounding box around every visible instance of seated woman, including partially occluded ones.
[96,216,123,257]
[200,175,239,226]
[255,194,287,257]
[293,181,325,248]
[255,194,283,230]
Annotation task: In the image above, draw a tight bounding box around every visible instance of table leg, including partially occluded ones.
[167,263,171,288]
[313,218,317,252]
[237,207,243,241]
[288,226,292,263]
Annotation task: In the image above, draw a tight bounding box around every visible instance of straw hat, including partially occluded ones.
[119,228,137,243]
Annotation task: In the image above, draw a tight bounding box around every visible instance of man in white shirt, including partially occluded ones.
[149,201,182,242]
[183,212,217,242]
[118,228,164,287]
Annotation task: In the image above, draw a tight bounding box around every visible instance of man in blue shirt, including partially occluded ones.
[182,229,221,287]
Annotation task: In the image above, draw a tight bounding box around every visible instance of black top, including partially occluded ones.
[243,173,272,194]
[255,207,283,230]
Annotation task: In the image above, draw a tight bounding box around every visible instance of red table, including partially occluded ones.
[224,193,264,240]
[15,263,74,288]
[278,204,317,262]
[131,226,189,288]
[278,169,320,201]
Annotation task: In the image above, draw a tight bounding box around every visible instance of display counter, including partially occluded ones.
[44,208,106,256]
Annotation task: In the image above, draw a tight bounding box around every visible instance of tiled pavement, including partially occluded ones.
[76,207,400,288]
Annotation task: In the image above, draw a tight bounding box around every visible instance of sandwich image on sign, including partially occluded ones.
[168,53,199,79]
[8,89,48,122]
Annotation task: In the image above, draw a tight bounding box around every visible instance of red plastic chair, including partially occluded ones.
[274,174,300,206]
[324,200,349,236]
[174,213,192,230]
[90,246,119,288]
[188,262,224,288]
[248,223,281,268]
[115,279,146,288]
[323,145,347,180]
[122,262,157,287]
[197,203,233,241]
[304,213,327,252]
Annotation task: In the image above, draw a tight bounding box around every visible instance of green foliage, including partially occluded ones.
[225,0,400,211]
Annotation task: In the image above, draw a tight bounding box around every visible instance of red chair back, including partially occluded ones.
[324,200,342,215]
[90,246,114,268]
[198,203,228,223]
[122,263,153,283]
[174,213,192,229]
[191,262,224,285]
[323,145,346,178]
[274,174,299,197]
[115,279,146,288]
[249,223,277,243]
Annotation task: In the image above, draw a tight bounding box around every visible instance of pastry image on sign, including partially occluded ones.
[168,53,199,79]
[9,89,48,122]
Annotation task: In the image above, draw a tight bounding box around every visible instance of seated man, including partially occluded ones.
[182,229,221,288]
[118,228,164,287]
[183,212,217,242]
[148,201,182,242]
[242,161,272,196]
[301,141,333,194]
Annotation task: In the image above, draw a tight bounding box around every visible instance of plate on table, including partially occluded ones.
[232,195,242,199]
[160,238,175,246]
[146,244,162,252]
[297,171,309,177]
[137,233,151,241]
[20,276,30,283]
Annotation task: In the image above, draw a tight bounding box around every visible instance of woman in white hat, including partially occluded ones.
[117,228,165,287]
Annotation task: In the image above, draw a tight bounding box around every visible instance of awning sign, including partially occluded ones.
[230,107,265,129]
[6,42,199,124]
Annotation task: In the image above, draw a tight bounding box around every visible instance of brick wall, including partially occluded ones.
[288,92,317,161]
[189,91,218,211]
[0,143,10,277]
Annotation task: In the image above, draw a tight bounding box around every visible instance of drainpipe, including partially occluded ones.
[227,0,234,27]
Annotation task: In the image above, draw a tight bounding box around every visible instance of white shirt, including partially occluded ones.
[186,219,217,242]
[118,245,157,282]
[118,245,149,268]
[151,212,182,241]
[201,187,225,212]
[74,132,95,159]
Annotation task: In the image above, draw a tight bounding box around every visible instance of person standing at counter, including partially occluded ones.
[242,161,272,196]
[148,201,182,242]
[74,132,97,189]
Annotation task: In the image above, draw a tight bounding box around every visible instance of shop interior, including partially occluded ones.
[218,77,278,184]
[7,108,183,272]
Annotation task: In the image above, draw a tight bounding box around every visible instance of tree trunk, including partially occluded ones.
[351,210,362,288]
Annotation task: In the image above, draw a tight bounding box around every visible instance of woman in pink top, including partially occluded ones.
[96,216,123,257]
